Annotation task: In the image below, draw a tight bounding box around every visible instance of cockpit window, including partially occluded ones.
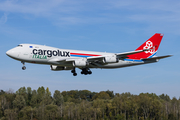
[17,45,23,47]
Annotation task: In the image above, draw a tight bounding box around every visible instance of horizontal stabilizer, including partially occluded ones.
[141,55,172,61]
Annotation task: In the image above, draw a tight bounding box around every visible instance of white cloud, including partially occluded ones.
[0,0,180,34]
[0,0,179,24]
[0,0,77,16]
[0,13,8,24]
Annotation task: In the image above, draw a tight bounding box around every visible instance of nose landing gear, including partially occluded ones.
[21,61,26,70]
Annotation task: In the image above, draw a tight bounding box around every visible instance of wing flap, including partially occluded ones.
[87,56,104,62]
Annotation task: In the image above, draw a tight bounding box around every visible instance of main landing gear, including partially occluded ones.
[81,68,92,75]
[71,68,92,76]
[21,61,26,70]
[71,68,77,76]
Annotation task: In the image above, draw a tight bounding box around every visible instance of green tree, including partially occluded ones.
[37,86,45,104]
[19,106,35,120]
[138,93,151,119]
[45,104,58,120]
[4,92,16,109]
[16,87,28,104]
[93,99,107,119]
[79,100,92,119]
[53,90,64,106]
[43,87,52,105]
[159,94,171,102]
[171,97,178,119]
[0,90,5,95]
[92,91,110,100]
[106,90,114,99]
[112,94,123,116]
[4,108,18,120]
[53,90,64,118]
[63,102,75,119]
[79,90,91,100]
[13,95,26,111]
[30,90,38,107]
[27,87,32,106]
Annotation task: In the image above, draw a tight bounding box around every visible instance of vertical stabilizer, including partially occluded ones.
[127,33,164,60]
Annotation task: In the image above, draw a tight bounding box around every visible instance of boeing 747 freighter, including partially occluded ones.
[6,33,171,76]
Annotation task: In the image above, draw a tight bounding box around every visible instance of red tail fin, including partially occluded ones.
[127,33,163,60]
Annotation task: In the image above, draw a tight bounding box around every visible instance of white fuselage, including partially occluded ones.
[6,44,151,69]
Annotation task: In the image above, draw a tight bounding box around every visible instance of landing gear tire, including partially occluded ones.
[81,68,92,75]
[71,69,75,73]
[73,73,77,76]
[22,66,26,70]
[88,71,92,74]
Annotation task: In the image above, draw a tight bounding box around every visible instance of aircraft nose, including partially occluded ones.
[6,49,15,57]
[6,50,12,56]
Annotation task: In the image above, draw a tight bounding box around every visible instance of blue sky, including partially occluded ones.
[0,0,179,98]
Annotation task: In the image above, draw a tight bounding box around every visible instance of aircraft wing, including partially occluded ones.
[48,49,153,63]
[48,58,66,62]
[87,49,153,62]
[116,49,152,58]
[116,48,154,58]
[86,56,104,62]
[49,56,104,63]
[48,57,81,62]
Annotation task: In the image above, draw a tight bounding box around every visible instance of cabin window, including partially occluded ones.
[17,45,23,47]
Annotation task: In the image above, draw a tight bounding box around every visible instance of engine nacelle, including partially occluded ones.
[50,65,73,71]
[103,55,118,63]
[73,59,87,67]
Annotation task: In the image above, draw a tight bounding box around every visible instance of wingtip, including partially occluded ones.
[168,55,173,57]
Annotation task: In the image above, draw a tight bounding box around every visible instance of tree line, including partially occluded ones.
[0,87,179,120]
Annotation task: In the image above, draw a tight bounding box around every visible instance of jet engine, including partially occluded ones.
[73,59,87,67]
[50,65,73,71]
[103,55,118,63]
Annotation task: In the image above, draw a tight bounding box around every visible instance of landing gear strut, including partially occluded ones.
[21,61,26,70]
[71,68,77,76]
[81,68,92,75]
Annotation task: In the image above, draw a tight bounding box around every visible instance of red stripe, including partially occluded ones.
[70,53,101,56]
